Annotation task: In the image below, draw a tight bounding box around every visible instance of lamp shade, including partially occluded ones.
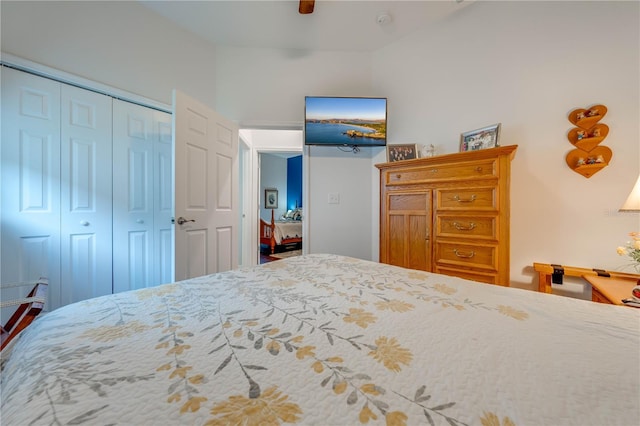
[620,173,640,212]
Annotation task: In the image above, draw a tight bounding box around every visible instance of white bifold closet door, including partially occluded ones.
[1,67,63,309]
[1,67,113,309]
[1,67,173,314]
[112,100,173,293]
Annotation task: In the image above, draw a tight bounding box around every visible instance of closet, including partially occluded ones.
[1,67,172,311]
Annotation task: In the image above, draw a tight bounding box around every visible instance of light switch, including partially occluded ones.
[328,193,340,204]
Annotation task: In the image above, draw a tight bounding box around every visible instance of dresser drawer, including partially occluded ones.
[385,159,496,185]
[436,187,497,211]
[435,215,497,240]
[434,241,497,271]
[435,266,500,285]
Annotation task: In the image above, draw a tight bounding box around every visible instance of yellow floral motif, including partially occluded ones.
[433,283,457,295]
[442,303,465,311]
[167,344,191,355]
[497,305,529,321]
[180,396,208,414]
[359,404,378,423]
[343,308,377,328]
[407,271,429,280]
[295,346,316,360]
[374,299,415,312]
[169,366,193,379]
[333,381,348,394]
[290,335,304,344]
[189,374,205,384]
[480,411,516,426]
[266,340,281,355]
[360,384,381,396]
[386,411,408,426]
[134,284,179,300]
[168,393,181,403]
[368,336,413,373]
[206,386,302,426]
[311,361,324,373]
[80,320,152,342]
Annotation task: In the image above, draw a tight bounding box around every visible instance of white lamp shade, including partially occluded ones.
[620,174,640,212]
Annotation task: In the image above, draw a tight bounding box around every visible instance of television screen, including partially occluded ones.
[304,96,387,146]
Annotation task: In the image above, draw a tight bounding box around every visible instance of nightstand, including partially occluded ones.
[582,275,639,306]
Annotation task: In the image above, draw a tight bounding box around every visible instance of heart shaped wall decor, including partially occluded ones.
[566,104,611,178]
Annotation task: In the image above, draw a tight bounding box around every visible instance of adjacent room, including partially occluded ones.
[1,1,638,425]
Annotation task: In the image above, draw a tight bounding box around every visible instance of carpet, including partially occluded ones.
[270,249,302,259]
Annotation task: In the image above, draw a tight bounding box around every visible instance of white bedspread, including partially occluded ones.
[273,220,302,244]
[1,254,638,425]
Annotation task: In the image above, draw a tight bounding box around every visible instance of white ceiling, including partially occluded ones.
[140,0,474,52]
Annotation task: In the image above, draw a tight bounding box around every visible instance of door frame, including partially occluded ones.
[239,127,304,266]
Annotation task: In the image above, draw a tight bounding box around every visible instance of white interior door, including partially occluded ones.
[1,67,62,310]
[60,84,113,305]
[173,90,239,280]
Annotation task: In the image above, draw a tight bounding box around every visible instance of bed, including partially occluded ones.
[1,254,638,425]
[260,209,302,254]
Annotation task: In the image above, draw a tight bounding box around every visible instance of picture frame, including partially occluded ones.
[459,123,501,152]
[264,188,278,209]
[387,144,418,162]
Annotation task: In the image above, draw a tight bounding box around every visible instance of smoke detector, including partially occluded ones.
[376,12,392,25]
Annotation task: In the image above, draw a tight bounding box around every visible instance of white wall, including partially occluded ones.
[1,1,217,107]
[3,1,638,292]
[373,0,640,292]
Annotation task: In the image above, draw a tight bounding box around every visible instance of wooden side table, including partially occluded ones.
[582,275,639,306]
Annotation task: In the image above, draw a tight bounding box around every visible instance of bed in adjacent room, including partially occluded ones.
[260,208,302,254]
[1,254,638,425]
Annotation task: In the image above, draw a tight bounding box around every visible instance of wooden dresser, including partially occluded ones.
[376,145,517,286]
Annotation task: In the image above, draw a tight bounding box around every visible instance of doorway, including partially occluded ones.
[258,151,303,264]
[237,128,304,267]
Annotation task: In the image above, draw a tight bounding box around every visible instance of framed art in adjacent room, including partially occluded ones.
[265,189,278,209]
[387,144,418,162]
[460,123,501,152]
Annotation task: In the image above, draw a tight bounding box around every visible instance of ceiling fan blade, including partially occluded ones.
[299,0,315,14]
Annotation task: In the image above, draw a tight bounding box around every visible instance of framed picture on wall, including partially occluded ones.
[265,188,278,209]
[387,144,418,162]
[460,123,501,152]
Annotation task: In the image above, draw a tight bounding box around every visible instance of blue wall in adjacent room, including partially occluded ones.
[287,155,302,210]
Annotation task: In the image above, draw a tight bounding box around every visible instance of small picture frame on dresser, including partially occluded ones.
[387,144,418,162]
[460,123,501,152]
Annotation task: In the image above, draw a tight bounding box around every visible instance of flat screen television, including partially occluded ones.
[304,96,387,147]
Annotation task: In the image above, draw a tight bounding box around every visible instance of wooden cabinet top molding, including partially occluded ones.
[375,144,518,171]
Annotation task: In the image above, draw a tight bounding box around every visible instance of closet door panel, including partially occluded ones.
[113,101,172,291]
[113,100,154,293]
[1,67,62,311]
[60,84,113,305]
[154,113,173,285]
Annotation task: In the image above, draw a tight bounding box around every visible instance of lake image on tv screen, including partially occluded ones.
[305,97,386,145]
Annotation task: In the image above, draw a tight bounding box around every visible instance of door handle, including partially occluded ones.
[174,217,195,225]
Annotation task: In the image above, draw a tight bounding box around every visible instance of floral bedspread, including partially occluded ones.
[1,254,638,425]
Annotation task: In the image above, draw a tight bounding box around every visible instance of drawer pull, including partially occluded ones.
[453,248,475,258]
[452,194,476,203]
[453,221,476,231]
[476,166,483,173]
[396,174,401,179]
[430,169,438,173]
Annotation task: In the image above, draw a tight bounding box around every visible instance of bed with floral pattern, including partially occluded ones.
[1,254,638,425]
